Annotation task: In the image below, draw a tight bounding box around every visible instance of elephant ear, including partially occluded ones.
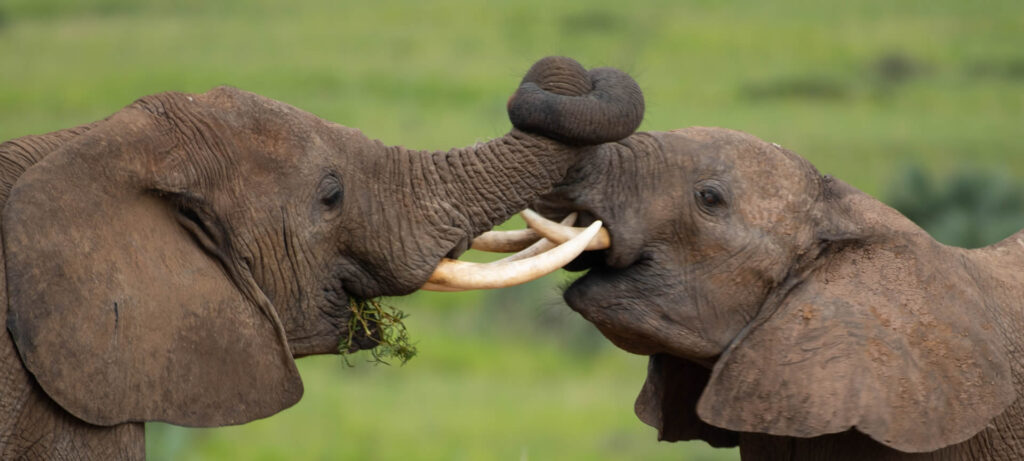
[4,93,303,427]
[696,182,1014,453]
[634,354,739,447]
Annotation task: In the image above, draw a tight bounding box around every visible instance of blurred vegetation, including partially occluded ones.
[0,0,1021,460]
[886,167,1024,248]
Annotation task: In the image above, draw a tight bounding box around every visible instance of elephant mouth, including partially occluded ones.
[549,209,627,272]
[418,210,610,292]
[519,207,641,273]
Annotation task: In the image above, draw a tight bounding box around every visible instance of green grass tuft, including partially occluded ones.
[341,298,418,366]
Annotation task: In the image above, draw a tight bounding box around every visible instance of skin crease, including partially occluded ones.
[536,127,1024,460]
[0,57,644,459]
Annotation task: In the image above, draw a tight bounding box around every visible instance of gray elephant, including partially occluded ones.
[525,127,1024,460]
[0,57,643,459]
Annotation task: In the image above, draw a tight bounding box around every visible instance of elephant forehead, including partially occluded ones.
[734,152,819,227]
[666,128,820,229]
[190,87,341,164]
[729,146,817,226]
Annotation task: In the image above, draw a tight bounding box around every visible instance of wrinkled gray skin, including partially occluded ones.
[0,57,643,459]
[536,127,1024,460]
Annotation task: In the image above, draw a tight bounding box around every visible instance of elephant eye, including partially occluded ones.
[318,174,344,209]
[322,189,342,207]
[695,186,726,212]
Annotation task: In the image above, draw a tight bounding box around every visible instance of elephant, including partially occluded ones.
[523,126,1024,460]
[0,56,643,459]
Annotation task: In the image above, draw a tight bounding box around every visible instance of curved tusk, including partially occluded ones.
[501,233,559,263]
[421,282,463,292]
[469,229,539,252]
[422,220,603,291]
[471,213,577,252]
[521,209,611,251]
[422,215,575,292]
[421,239,559,292]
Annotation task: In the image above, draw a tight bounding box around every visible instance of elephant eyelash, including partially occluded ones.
[317,174,344,209]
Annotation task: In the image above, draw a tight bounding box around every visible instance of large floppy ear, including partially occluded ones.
[4,92,303,427]
[696,180,1014,453]
[634,354,739,447]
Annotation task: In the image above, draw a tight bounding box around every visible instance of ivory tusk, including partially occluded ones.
[469,229,540,252]
[421,282,463,292]
[422,220,603,291]
[520,209,611,251]
[500,233,559,263]
[421,239,559,292]
[471,213,577,252]
[421,215,575,292]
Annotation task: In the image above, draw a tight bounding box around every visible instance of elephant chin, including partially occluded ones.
[561,265,665,357]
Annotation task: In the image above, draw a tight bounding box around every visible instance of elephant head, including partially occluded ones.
[1,57,643,430]
[530,127,1023,453]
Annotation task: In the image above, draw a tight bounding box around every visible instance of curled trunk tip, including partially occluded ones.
[507,56,644,145]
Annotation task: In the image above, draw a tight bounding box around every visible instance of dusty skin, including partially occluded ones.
[0,57,643,459]
[533,127,1024,460]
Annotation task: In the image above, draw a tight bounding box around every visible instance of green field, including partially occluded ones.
[1,1,1022,459]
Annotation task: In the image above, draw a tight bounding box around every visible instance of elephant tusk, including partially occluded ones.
[521,209,611,251]
[471,213,577,252]
[421,239,561,292]
[421,282,463,292]
[469,228,540,252]
[421,216,575,292]
[422,220,603,291]
[499,231,560,263]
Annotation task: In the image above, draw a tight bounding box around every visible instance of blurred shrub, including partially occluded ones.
[885,166,1024,248]
[739,74,850,101]
[968,57,1024,82]
[872,53,923,86]
[739,51,930,102]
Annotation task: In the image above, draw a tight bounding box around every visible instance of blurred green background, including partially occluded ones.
[1,0,1023,459]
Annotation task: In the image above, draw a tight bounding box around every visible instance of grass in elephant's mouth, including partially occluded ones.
[339,298,418,366]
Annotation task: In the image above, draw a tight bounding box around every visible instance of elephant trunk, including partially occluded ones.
[359,57,642,294]
[410,56,644,244]
[508,56,644,145]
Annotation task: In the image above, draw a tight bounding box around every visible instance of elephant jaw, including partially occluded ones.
[420,211,610,292]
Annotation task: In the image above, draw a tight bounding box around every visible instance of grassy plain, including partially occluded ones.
[0,0,1022,459]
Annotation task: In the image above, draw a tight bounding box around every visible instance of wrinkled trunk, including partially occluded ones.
[341,57,643,296]
[394,56,644,252]
[395,131,578,245]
